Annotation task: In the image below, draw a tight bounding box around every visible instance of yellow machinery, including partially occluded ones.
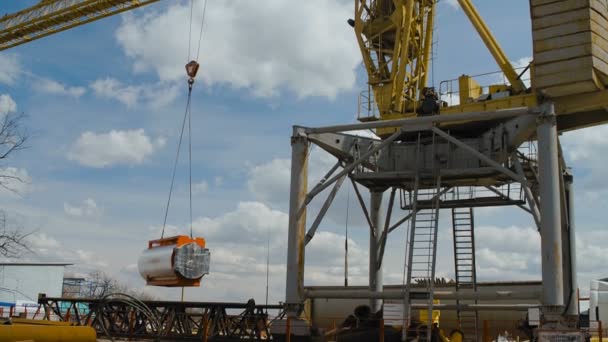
[353,0,608,136]
[1,0,608,133]
[0,319,96,342]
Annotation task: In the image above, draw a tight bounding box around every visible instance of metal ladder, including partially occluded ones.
[452,206,479,341]
[403,175,441,341]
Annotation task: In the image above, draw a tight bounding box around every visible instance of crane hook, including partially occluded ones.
[185,60,200,88]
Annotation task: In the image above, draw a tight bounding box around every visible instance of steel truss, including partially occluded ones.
[284,104,579,333]
[38,294,283,340]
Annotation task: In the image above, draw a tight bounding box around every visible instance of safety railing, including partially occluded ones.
[439,66,531,107]
[357,88,380,121]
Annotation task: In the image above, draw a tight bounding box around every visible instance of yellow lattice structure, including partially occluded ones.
[0,0,160,51]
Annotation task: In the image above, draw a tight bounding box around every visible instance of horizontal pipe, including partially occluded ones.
[304,289,540,301]
[0,325,96,342]
[304,108,532,134]
[410,303,536,311]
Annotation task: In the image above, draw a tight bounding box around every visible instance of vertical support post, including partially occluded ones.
[129,310,135,341]
[369,190,385,313]
[203,314,209,342]
[483,320,490,342]
[286,316,292,342]
[33,305,41,320]
[380,318,385,342]
[537,103,564,309]
[285,127,309,316]
[564,172,578,316]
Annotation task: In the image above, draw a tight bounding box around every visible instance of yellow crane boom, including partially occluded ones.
[0,0,160,51]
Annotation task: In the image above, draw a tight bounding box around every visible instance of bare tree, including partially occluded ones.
[0,111,29,256]
[0,112,27,192]
[80,270,124,298]
[80,270,156,300]
[0,210,31,257]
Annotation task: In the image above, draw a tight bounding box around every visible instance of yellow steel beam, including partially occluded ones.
[457,0,526,94]
[0,0,161,51]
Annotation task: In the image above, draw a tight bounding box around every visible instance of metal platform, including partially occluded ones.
[38,294,283,341]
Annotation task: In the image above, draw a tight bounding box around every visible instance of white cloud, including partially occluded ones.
[67,129,166,168]
[25,232,61,253]
[248,149,339,206]
[0,54,21,85]
[90,77,180,108]
[474,225,541,280]
[563,125,608,192]
[14,230,108,269]
[162,200,370,301]
[64,198,102,217]
[444,0,460,9]
[115,0,360,98]
[193,181,209,194]
[0,94,17,115]
[247,158,291,204]
[193,201,287,244]
[33,78,86,98]
[0,167,32,195]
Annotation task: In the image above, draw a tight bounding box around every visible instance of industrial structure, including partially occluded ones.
[0,262,72,312]
[1,0,608,341]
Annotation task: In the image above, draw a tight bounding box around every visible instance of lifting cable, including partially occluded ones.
[161,0,209,239]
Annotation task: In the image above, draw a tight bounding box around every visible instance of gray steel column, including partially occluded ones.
[537,104,564,307]
[369,190,384,313]
[285,127,309,315]
[564,172,579,316]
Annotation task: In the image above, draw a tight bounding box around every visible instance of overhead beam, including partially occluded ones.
[0,0,161,51]
[305,108,532,134]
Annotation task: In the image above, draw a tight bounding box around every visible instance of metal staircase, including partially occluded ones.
[452,206,479,341]
[403,175,441,341]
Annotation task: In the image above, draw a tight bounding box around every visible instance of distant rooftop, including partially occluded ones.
[0,262,73,266]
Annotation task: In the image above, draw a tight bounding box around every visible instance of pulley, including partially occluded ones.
[138,235,210,287]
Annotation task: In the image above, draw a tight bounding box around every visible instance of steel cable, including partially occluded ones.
[161,87,192,238]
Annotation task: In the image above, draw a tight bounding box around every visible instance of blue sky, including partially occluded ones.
[0,0,606,304]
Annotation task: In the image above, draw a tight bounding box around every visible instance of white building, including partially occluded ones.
[0,262,72,313]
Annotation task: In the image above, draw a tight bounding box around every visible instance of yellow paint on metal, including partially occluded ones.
[459,75,483,105]
[450,329,464,342]
[10,318,76,326]
[0,0,161,51]
[489,84,509,94]
[354,0,436,118]
[0,324,96,342]
[419,299,441,325]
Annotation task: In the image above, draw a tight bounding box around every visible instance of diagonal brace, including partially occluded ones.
[376,187,396,269]
[431,126,526,184]
[350,177,377,238]
[305,174,347,245]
